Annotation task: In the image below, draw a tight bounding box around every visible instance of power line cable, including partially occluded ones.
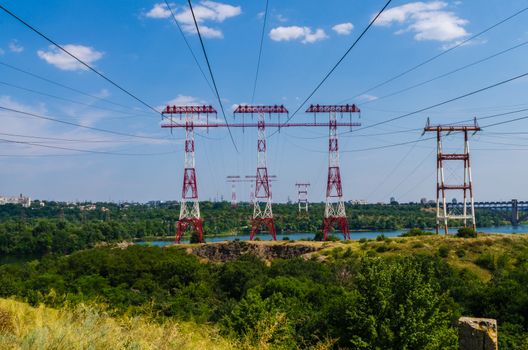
[163,0,215,96]
[0,61,150,113]
[186,0,238,152]
[0,80,151,118]
[359,40,528,106]
[0,4,160,115]
[353,71,528,132]
[0,105,173,141]
[273,0,393,132]
[251,0,269,103]
[0,137,176,156]
[341,5,528,103]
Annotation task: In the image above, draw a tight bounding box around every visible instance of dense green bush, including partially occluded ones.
[2,244,527,348]
[457,227,477,238]
[400,228,434,237]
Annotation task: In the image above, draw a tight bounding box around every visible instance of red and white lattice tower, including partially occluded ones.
[226,176,240,208]
[234,105,288,240]
[306,105,361,240]
[162,105,216,243]
[295,183,310,213]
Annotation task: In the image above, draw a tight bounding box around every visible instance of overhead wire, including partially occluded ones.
[0,105,174,141]
[0,137,176,156]
[341,5,528,103]
[0,61,150,113]
[352,71,528,133]
[271,0,394,132]
[0,80,152,118]
[358,39,528,106]
[186,0,238,152]
[0,4,161,115]
[250,0,269,104]
[163,0,215,96]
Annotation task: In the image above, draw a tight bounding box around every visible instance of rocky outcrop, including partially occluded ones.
[188,241,321,262]
[458,317,498,350]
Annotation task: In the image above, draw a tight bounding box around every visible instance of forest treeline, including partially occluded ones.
[0,201,508,257]
[1,241,527,349]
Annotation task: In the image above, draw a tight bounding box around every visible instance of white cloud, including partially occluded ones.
[332,22,354,35]
[375,1,469,42]
[269,26,328,44]
[146,1,241,39]
[357,94,378,102]
[37,44,104,71]
[8,40,24,53]
[158,95,207,111]
[0,48,4,56]
[167,95,205,106]
[146,3,171,18]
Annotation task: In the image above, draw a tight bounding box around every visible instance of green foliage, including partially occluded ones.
[438,245,450,258]
[190,231,203,244]
[457,227,477,238]
[400,228,434,237]
[456,248,466,258]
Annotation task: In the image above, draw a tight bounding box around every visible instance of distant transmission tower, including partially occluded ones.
[295,183,310,213]
[234,105,288,240]
[162,105,216,243]
[307,105,361,240]
[424,118,480,235]
[226,176,240,207]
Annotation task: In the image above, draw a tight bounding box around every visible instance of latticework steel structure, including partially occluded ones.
[306,104,361,240]
[424,118,481,235]
[295,183,310,213]
[161,105,217,243]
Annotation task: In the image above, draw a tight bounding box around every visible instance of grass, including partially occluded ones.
[318,233,528,281]
[0,298,234,350]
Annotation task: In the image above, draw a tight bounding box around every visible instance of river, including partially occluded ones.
[138,224,528,246]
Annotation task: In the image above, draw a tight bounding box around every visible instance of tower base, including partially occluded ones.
[322,216,350,240]
[176,218,204,243]
[250,217,277,241]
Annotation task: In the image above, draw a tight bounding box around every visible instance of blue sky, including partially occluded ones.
[1,0,528,203]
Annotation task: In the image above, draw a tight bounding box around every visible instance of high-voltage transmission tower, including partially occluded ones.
[306,105,361,240]
[295,183,310,213]
[226,175,277,208]
[226,176,241,207]
[161,105,216,243]
[163,103,360,241]
[234,105,288,240]
[424,118,480,235]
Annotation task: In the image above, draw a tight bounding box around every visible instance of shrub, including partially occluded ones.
[412,242,425,249]
[282,237,290,241]
[376,234,387,242]
[359,238,367,243]
[456,227,477,238]
[438,246,449,258]
[475,253,495,271]
[376,244,390,253]
[190,232,204,244]
[455,249,466,258]
[400,228,434,237]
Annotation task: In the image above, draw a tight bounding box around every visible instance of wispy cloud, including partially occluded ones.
[146,1,241,39]
[8,40,24,53]
[269,26,328,44]
[37,44,104,71]
[332,22,354,35]
[375,1,469,42]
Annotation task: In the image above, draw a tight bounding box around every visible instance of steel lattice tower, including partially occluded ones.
[424,118,480,235]
[162,105,216,243]
[306,105,361,240]
[295,183,310,213]
[234,105,288,240]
